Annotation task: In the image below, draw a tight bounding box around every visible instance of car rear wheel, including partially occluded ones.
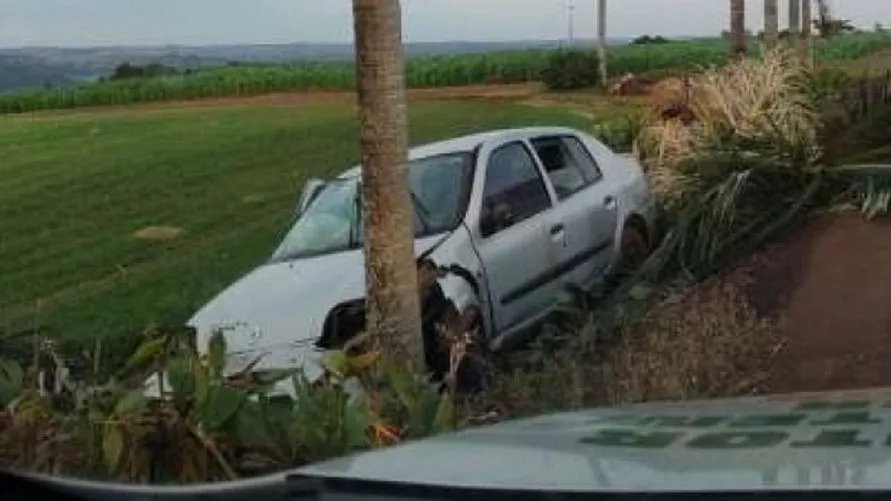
[614,223,651,281]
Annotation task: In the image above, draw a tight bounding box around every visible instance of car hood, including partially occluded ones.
[294,387,891,493]
[186,234,449,379]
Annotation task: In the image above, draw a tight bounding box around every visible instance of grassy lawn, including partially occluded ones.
[0,98,596,359]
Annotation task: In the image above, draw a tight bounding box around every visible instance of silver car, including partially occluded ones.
[183,126,655,392]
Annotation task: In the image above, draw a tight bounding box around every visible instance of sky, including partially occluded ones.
[0,0,889,48]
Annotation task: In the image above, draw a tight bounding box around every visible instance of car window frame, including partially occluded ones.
[561,134,605,184]
[529,134,604,201]
[478,140,554,239]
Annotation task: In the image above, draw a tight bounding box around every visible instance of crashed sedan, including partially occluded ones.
[173,126,655,393]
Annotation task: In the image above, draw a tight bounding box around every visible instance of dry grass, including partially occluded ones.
[601,282,784,405]
[483,281,784,415]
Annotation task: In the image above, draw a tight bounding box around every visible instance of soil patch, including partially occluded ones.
[132,225,184,242]
[22,84,542,118]
[726,212,891,393]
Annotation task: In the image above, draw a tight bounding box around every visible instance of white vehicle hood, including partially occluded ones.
[186,234,449,380]
[295,387,891,493]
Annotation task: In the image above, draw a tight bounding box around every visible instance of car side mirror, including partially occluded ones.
[295,178,326,218]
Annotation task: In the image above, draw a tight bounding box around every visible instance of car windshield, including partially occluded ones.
[271,152,473,261]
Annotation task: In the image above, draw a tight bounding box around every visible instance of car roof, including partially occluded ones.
[337,126,586,179]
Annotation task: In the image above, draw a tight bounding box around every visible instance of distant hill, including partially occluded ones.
[0,54,75,92]
[0,39,634,92]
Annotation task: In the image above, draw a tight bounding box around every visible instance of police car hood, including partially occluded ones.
[295,387,891,493]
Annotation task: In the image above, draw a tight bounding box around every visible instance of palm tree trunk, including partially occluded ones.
[815,0,830,37]
[596,0,608,86]
[351,0,425,372]
[730,0,747,58]
[800,0,813,66]
[764,0,780,50]
[788,0,801,51]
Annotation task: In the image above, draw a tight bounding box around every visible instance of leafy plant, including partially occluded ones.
[80,327,299,482]
[0,358,23,408]
[806,67,852,104]
[592,113,645,152]
[828,163,891,220]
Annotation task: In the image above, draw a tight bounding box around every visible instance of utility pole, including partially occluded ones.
[597,0,608,86]
[568,2,576,45]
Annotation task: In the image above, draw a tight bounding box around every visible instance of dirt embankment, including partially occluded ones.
[731,212,891,393]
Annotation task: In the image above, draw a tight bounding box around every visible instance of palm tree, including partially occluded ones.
[800,0,813,66]
[788,0,801,46]
[729,0,747,58]
[596,0,608,86]
[764,0,780,49]
[814,0,855,37]
[351,0,425,372]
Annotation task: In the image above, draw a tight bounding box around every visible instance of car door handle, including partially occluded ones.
[603,195,616,208]
[550,223,565,235]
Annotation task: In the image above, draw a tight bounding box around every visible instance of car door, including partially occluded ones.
[529,134,619,290]
[473,140,561,340]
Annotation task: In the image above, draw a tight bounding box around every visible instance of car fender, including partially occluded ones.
[423,225,490,339]
[604,153,657,274]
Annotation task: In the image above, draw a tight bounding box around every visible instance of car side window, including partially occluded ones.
[563,136,604,183]
[530,135,603,200]
[480,141,552,237]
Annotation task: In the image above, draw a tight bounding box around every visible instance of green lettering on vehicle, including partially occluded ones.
[580,428,682,448]
[686,431,787,449]
[728,414,807,427]
[809,412,880,426]
[584,414,645,426]
[638,416,726,427]
[791,430,870,447]
[794,401,870,411]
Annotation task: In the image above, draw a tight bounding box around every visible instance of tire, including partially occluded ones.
[616,223,651,279]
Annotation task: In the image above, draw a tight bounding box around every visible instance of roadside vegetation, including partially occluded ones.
[2,38,891,483]
[1,32,890,113]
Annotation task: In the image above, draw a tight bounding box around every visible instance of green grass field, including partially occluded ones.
[0,98,596,360]
[3,32,891,114]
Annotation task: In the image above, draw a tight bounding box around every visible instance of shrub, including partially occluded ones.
[806,67,852,104]
[592,113,645,152]
[0,325,470,482]
[631,35,671,45]
[626,47,891,289]
[541,49,601,91]
[636,48,821,207]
